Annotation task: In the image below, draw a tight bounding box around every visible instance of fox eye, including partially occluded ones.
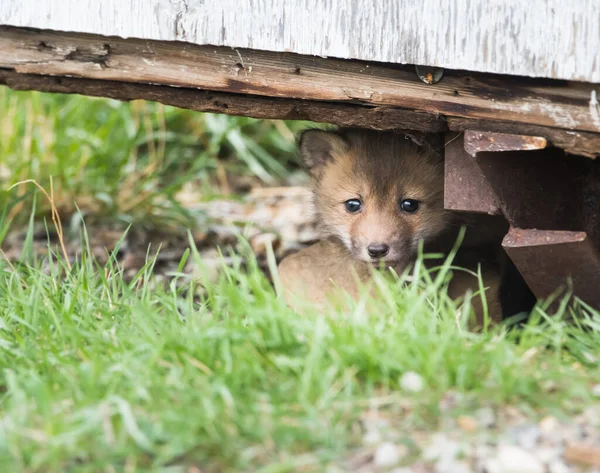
[344,199,362,213]
[400,199,419,213]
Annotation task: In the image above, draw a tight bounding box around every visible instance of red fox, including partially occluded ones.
[278,127,535,324]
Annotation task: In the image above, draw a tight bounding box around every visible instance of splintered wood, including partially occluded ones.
[1,26,600,157]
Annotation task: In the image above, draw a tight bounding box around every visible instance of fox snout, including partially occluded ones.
[350,235,413,269]
[366,243,389,258]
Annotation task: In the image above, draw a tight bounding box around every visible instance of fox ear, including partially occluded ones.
[298,129,349,177]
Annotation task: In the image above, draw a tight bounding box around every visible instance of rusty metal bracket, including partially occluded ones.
[503,229,600,308]
[444,132,501,215]
[464,131,547,156]
[444,130,600,310]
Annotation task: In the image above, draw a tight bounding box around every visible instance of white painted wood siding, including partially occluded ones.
[1,0,599,83]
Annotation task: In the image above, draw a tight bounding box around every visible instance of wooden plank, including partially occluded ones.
[2,69,599,159]
[1,27,599,137]
[1,0,599,83]
[0,70,445,132]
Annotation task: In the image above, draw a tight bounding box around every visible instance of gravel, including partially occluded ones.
[339,403,600,472]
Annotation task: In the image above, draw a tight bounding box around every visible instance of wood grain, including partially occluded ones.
[1,27,599,136]
[2,69,599,158]
[1,0,599,82]
[0,70,446,133]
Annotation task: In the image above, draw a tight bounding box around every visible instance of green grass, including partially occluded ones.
[1,88,600,472]
[0,223,599,472]
[0,88,307,228]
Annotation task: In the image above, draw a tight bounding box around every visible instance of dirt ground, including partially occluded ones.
[1,184,319,285]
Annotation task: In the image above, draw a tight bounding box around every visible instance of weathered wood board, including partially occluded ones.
[1,0,599,83]
[1,26,600,157]
[3,69,600,159]
[2,27,596,134]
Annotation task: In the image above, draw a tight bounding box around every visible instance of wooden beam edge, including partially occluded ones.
[0,69,446,133]
[1,26,600,137]
[2,69,599,158]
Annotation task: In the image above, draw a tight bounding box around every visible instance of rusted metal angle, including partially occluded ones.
[474,147,600,242]
[443,132,501,215]
[444,130,549,216]
[444,129,600,310]
[444,130,600,241]
[463,130,547,156]
[502,228,600,309]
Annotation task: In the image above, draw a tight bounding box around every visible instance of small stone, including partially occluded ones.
[486,445,544,473]
[423,433,463,463]
[562,425,584,444]
[374,442,406,468]
[436,460,473,473]
[509,424,540,450]
[536,447,561,464]
[400,371,424,393]
[581,406,600,425]
[457,416,479,432]
[475,407,496,428]
[362,416,391,433]
[473,443,496,471]
[539,416,560,434]
[363,429,382,446]
[484,458,503,473]
[592,384,600,398]
[548,460,571,473]
[564,444,600,467]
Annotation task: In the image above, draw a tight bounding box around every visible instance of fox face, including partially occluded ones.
[299,127,452,271]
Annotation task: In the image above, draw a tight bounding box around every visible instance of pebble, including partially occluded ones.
[539,416,560,434]
[509,424,540,450]
[363,429,382,446]
[435,460,473,473]
[423,433,463,463]
[476,407,496,428]
[374,442,406,468]
[564,444,600,467]
[535,447,561,464]
[339,403,600,472]
[458,415,479,432]
[485,445,544,473]
[548,460,571,473]
[562,424,585,444]
[399,371,424,393]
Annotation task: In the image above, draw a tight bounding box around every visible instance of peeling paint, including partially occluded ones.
[1,0,599,82]
[538,102,580,129]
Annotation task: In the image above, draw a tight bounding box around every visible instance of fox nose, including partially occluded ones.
[367,243,390,258]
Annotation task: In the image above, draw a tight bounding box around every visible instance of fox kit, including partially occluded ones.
[278,127,534,323]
